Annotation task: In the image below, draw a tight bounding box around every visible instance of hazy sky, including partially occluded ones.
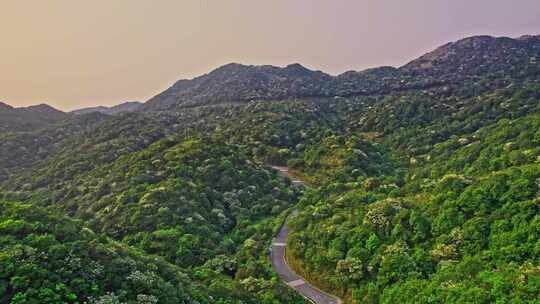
[1,1,539,111]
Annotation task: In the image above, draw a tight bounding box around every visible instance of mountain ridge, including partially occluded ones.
[3,34,538,131]
[141,34,539,111]
[71,101,142,115]
[0,102,68,132]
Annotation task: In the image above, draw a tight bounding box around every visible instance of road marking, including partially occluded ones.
[287,279,305,287]
[268,166,343,304]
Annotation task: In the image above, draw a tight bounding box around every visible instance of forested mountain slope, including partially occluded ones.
[143,35,539,111]
[2,131,308,303]
[287,113,540,303]
[0,102,68,133]
[1,34,539,303]
[0,112,109,182]
[0,201,197,303]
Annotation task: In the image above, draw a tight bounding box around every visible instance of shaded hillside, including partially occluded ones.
[0,112,108,182]
[0,102,68,132]
[72,101,142,115]
[142,63,334,110]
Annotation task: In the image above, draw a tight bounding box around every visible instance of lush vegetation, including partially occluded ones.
[0,200,195,303]
[1,35,539,303]
[1,134,306,303]
[288,114,540,303]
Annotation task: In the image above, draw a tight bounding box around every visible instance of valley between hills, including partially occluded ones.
[1,34,540,303]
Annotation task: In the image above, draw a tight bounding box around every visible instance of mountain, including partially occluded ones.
[141,63,333,111]
[0,101,13,111]
[72,101,142,115]
[401,35,539,78]
[0,112,109,181]
[1,33,540,304]
[0,102,68,132]
[142,35,540,111]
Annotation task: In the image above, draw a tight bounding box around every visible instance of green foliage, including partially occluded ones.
[0,201,194,303]
[1,41,539,303]
[287,109,540,303]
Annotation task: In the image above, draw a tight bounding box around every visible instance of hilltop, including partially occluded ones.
[5,34,539,129]
[71,101,143,115]
[142,35,539,111]
[0,102,68,132]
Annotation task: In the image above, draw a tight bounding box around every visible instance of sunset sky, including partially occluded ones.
[1,1,539,111]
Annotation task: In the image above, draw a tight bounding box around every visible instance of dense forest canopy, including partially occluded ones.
[1,34,539,303]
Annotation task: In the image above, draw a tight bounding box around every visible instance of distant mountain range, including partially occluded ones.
[71,101,142,115]
[142,35,540,111]
[0,101,142,132]
[0,102,67,133]
[2,34,538,131]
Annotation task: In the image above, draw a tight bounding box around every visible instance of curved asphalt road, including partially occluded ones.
[270,166,342,304]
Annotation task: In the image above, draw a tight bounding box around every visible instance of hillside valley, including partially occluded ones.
[1,34,540,303]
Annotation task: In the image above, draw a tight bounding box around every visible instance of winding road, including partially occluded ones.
[270,166,342,304]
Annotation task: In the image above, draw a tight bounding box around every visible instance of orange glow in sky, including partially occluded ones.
[1,0,539,111]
